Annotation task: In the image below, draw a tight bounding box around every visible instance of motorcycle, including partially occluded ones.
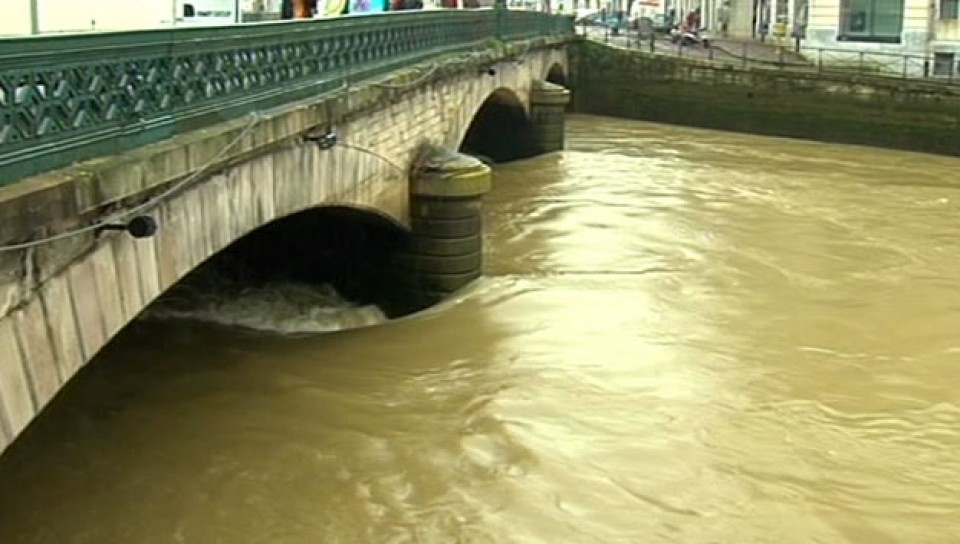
[669,25,712,48]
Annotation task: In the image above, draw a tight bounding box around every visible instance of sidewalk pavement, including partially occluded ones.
[711,37,808,65]
[583,27,809,67]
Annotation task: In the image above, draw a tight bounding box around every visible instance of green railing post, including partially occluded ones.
[495,0,507,41]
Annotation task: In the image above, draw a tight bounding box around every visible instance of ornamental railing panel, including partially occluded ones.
[0,9,573,185]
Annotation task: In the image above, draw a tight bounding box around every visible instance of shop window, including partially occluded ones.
[838,0,904,43]
[933,53,956,77]
[942,0,959,19]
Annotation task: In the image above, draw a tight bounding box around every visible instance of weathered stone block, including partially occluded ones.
[34,231,96,286]
[250,154,277,227]
[67,256,107,361]
[75,157,146,212]
[38,273,84,379]
[186,130,241,175]
[199,176,228,258]
[0,171,79,246]
[0,265,22,320]
[89,243,124,340]
[272,145,312,218]
[154,201,187,291]
[0,317,33,445]
[13,297,62,410]
[110,234,145,324]
[133,236,163,307]
[180,187,208,274]
[143,143,191,192]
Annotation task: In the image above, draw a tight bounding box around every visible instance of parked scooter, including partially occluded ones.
[669,24,711,48]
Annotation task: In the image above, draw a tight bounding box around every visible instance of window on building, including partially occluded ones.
[942,0,960,19]
[838,0,904,43]
[933,53,956,76]
[183,3,196,17]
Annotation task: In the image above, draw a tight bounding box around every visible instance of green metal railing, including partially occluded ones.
[0,9,574,185]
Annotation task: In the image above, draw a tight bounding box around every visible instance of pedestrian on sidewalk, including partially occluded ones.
[717,0,730,37]
[685,7,701,31]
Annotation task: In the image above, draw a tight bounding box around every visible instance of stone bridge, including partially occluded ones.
[0,10,575,455]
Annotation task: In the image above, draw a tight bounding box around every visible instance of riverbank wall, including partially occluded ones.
[570,39,960,157]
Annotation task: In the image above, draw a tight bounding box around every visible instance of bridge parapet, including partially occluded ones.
[0,9,573,186]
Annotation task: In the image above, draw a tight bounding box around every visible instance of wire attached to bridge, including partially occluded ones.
[337,142,408,175]
[0,113,263,254]
[304,129,407,175]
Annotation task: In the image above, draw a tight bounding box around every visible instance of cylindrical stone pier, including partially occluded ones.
[529,81,571,154]
[395,149,492,310]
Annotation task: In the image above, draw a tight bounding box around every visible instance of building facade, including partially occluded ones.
[0,1,245,34]
[799,0,958,77]
[0,1,35,35]
[805,0,929,53]
[934,0,960,74]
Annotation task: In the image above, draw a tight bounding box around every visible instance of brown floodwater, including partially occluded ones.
[1,114,960,543]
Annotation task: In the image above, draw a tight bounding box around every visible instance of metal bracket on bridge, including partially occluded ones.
[304,128,339,151]
[96,216,159,239]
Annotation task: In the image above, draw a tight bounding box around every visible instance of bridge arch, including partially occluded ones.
[545,62,569,87]
[458,87,536,163]
[167,204,408,318]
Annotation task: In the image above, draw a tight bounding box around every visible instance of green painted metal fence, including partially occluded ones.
[0,9,573,186]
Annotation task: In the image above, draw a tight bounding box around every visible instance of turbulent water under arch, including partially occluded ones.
[146,205,407,333]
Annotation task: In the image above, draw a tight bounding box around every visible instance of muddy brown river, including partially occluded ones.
[1,114,960,543]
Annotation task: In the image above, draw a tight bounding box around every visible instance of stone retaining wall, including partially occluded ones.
[571,39,960,157]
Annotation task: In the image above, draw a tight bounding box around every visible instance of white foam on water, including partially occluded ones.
[144,281,387,334]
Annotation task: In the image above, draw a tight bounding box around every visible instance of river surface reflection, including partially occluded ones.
[1,114,960,543]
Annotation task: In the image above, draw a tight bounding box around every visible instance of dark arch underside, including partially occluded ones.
[459,88,537,163]
[170,206,407,313]
[546,63,568,87]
